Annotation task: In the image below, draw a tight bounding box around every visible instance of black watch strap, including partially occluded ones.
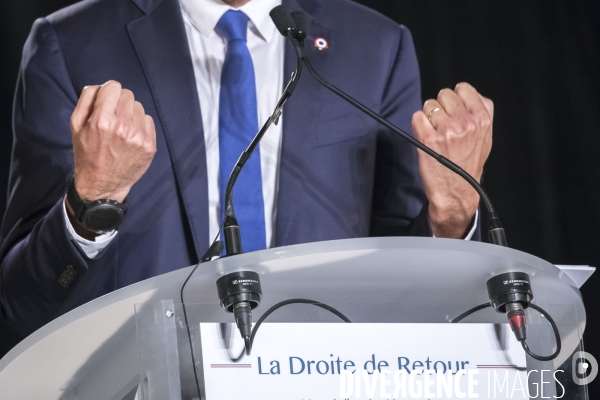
[66,177,128,234]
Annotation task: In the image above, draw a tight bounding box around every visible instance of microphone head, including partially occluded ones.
[291,11,307,41]
[270,5,296,36]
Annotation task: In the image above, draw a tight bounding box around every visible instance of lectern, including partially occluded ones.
[0,238,593,399]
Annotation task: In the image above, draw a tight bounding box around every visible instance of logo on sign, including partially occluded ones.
[232,279,258,285]
[503,280,528,286]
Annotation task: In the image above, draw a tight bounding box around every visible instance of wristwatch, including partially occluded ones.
[66,177,128,234]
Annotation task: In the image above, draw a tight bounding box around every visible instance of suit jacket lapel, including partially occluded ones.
[276,0,333,246]
[127,0,209,261]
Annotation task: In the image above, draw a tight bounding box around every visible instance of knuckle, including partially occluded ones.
[114,121,129,138]
[456,115,476,134]
[129,133,144,148]
[145,140,157,155]
[479,112,492,129]
[466,121,477,134]
[96,113,114,132]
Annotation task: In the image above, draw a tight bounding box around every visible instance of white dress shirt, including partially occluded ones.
[64,0,476,258]
[180,0,284,248]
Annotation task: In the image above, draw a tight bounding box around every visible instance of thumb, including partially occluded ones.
[70,85,101,133]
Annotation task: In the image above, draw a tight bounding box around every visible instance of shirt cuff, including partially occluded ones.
[463,210,478,241]
[62,199,117,259]
[432,209,479,240]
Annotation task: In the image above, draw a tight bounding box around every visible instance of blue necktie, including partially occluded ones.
[217,10,266,252]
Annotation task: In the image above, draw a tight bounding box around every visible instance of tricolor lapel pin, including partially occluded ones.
[314,37,329,51]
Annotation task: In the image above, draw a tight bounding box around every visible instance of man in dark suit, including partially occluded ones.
[0,0,493,337]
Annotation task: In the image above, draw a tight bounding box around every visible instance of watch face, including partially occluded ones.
[81,204,125,234]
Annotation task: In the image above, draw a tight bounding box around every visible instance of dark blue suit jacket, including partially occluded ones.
[0,0,435,336]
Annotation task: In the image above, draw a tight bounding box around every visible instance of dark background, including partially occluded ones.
[1,0,599,396]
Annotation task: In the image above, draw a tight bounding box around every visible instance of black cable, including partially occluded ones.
[179,248,224,400]
[451,302,561,362]
[521,303,561,362]
[450,302,491,323]
[178,228,226,399]
[251,299,351,349]
[227,299,352,362]
[180,299,203,398]
[302,58,496,216]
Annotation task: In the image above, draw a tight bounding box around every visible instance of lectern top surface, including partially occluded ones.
[0,237,588,399]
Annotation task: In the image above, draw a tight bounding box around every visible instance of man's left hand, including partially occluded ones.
[412,82,494,239]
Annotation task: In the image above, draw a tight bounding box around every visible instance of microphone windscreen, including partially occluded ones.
[270,5,296,36]
[291,11,306,34]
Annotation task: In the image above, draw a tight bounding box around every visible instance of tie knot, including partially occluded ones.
[216,10,250,42]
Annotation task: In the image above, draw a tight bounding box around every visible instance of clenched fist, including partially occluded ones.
[70,81,156,203]
[412,82,493,239]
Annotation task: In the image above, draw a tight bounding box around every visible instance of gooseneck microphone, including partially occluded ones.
[217,7,306,257]
[179,12,307,398]
[211,10,353,362]
[214,10,306,356]
[274,6,507,246]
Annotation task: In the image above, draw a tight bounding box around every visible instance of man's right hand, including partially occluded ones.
[70,80,156,203]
